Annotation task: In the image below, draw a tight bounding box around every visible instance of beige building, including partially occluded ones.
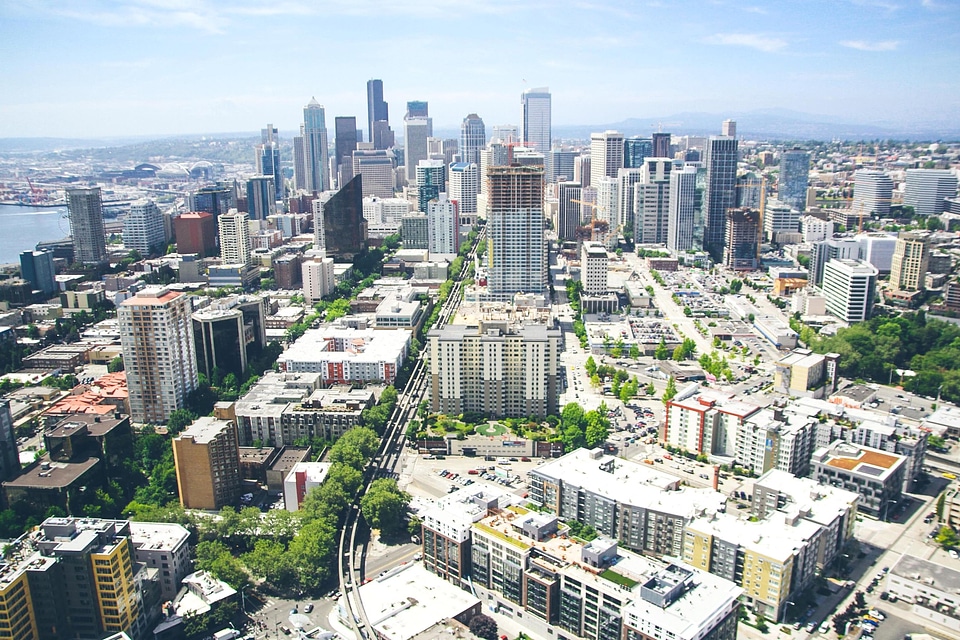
[773,348,840,398]
[890,230,930,292]
[118,287,198,424]
[172,417,241,510]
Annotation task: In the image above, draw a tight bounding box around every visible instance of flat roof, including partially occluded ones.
[4,456,99,489]
[820,443,901,472]
[129,521,190,552]
[177,417,233,444]
[121,287,183,306]
[754,469,859,527]
[891,554,960,592]
[686,511,821,564]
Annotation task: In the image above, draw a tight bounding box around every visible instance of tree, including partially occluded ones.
[662,376,678,404]
[107,355,124,372]
[585,356,597,377]
[166,408,196,434]
[645,382,655,395]
[629,344,640,359]
[655,338,668,361]
[195,540,249,589]
[360,478,410,535]
[242,539,296,590]
[469,614,498,640]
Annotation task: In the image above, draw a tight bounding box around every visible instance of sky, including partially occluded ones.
[0,0,958,138]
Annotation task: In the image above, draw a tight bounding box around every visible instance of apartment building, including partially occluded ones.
[810,440,906,520]
[735,408,819,477]
[129,522,191,601]
[172,417,241,510]
[773,348,840,398]
[664,387,761,456]
[277,326,411,385]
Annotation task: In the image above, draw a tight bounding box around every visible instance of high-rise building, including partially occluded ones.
[172,416,241,510]
[174,212,217,257]
[192,294,266,379]
[191,185,233,227]
[580,242,608,295]
[809,238,861,286]
[218,210,251,265]
[404,101,433,182]
[779,148,810,211]
[634,157,672,245]
[428,321,561,418]
[801,216,833,243]
[0,400,18,482]
[822,259,878,322]
[616,168,643,240]
[491,124,518,143]
[416,159,446,213]
[123,199,164,256]
[624,136,653,168]
[520,87,551,175]
[703,136,739,258]
[293,133,307,191]
[366,79,392,149]
[574,154,591,189]
[724,208,761,271]
[903,169,959,216]
[256,139,282,198]
[556,181,582,242]
[721,119,737,137]
[652,132,671,158]
[335,116,358,187]
[852,169,894,218]
[314,175,367,259]
[352,149,395,198]
[428,193,459,254]
[302,253,335,304]
[594,177,618,226]
[119,287,198,424]
[547,149,576,183]
[401,213,429,250]
[590,130,625,186]
[66,187,107,264]
[246,175,276,220]
[890,230,930,292]
[302,97,330,192]
[486,165,547,297]
[667,165,697,252]
[19,249,56,297]
[448,162,479,232]
[763,199,802,242]
[460,114,486,165]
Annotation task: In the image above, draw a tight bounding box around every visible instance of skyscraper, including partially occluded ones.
[335,116,358,187]
[890,230,930,292]
[302,253,335,304]
[219,210,251,265]
[491,124,518,143]
[721,119,737,137]
[616,168,643,240]
[66,187,107,264]
[594,177,619,226]
[246,175,276,220]
[624,137,653,168]
[547,149,576,183]
[448,162,479,232]
[823,259,878,323]
[119,287,198,424]
[557,181,582,242]
[486,165,547,297]
[314,175,367,260]
[428,193,459,254]
[852,170,894,218]
[724,208,761,271]
[460,113,486,166]
[353,149,395,198]
[404,101,433,182]
[652,132,671,158]
[367,79,391,148]
[703,135,739,258]
[256,133,282,199]
[123,199,165,255]
[521,87,551,175]
[590,130,625,186]
[0,400,19,482]
[302,97,330,192]
[416,159,446,213]
[779,148,810,211]
[667,164,698,252]
[19,250,56,297]
[634,158,672,245]
[903,169,959,216]
[293,133,307,191]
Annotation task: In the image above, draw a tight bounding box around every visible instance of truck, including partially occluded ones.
[213,630,241,640]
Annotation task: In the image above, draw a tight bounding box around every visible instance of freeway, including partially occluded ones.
[336,227,483,639]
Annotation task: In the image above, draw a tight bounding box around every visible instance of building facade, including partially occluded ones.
[123,200,165,256]
[486,165,548,297]
[172,417,241,510]
[822,259,878,323]
[66,187,108,264]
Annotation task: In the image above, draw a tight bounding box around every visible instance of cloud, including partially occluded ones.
[840,39,900,51]
[704,33,788,53]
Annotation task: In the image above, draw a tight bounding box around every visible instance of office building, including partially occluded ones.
[665,388,761,456]
[652,131,671,158]
[352,149,395,198]
[192,294,267,379]
[334,116,358,187]
[172,417,241,510]
[218,210,251,266]
[667,164,697,252]
[123,200,164,256]
[491,124,518,143]
[129,521,191,601]
[246,175,276,221]
[810,440,906,520]
[557,181,582,242]
[594,176,618,226]
[428,320,561,419]
[118,287,197,424]
[763,199,802,242]
[703,136,738,258]
[191,185,234,222]
[256,140,282,199]
[313,175,367,259]
[278,326,411,385]
[547,149,576,183]
[634,157,672,245]
[520,87,551,155]
[856,233,898,274]
[427,193,459,255]
[723,208,760,271]
[624,136,653,168]
[580,242,608,295]
[809,238,861,286]
[0,400,17,482]
[800,216,832,243]
[617,168,643,240]
[460,113,486,165]
[404,102,433,182]
[822,259,878,322]
[402,213,429,250]
[448,162,479,231]
[778,148,809,211]
[19,250,56,297]
[773,349,840,397]
[486,165,548,297]
[574,154,591,189]
[852,170,893,218]
[66,187,107,264]
[721,119,736,137]
[367,79,393,149]
[302,97,330,192]
[363,196,410,226]
[903,169,958,216]
[590,131,625,186]
[174,212,216,258]
[293,133,307,191]
[890,230,930,291]
[416,159,446,213]
[886,555,960,632]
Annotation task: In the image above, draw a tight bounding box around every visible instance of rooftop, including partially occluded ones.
[3,456,99,489]
[686,510,821,564]
[129,521,190,552]
[121,286,183,306]
[754,469,859,527]
[813,441,905,479]
[176,417,234,445]
[891,554,960,592]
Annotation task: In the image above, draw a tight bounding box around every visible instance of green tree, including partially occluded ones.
[655,338,668,360]
[629,344,641,359]
[195,540,249,589]
[360,478,410,535]
[287,518,338,591]
[242,539,296,589]
[166,408,196,434]
[645,382,655,395]
[469,614,498,640]
[107,355,124,372]
[662,376,678,404]
[585,356,597,377]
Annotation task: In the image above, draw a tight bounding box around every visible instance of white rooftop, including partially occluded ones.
[754,469,859,528]
[686,510,821,564]
[129,522,190,552]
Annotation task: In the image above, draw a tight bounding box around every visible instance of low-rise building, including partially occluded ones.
[279,386,374,444]
[773,348,840,398]
[886,555,960,632]
[809,440,906,520]
[665,387,761,456]
[233,371,322,446]
[278,326,411,385]
[129,522,191,601]
[283,462,331,511]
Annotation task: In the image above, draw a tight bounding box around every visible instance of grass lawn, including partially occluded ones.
[476,422,508,436]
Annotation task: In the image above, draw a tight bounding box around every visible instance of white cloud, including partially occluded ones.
[840,39,900,51]
[704,33,788,53]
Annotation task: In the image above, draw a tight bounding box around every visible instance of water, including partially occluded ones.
[0,204,72,264]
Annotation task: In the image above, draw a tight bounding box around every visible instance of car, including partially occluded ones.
[304,603,314,613]
[950,549,959,560]
[414,552,423,561]
[521,456,531,462]
[290,607,298,615]
[468,469,479,475]
[805,622,816,633]
[280,626,292,635]
[819,622,830,634]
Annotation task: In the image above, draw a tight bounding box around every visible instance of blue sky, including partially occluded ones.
[0,0,957,138]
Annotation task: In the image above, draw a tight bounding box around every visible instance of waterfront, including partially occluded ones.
[0,204,71,265]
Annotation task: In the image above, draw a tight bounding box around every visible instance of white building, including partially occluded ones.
[617,168,644,239]
[590,130,625,186]
[283,461,331,511]
[763,198,802,241]
[119,287,198,424]
[123,200,165,255]
[635,157,672,245]
[886,555,960,632]
[301,254,335,304]
[852,169,894,218]
[486,165,547,298]
[903,169,958,216]
[129,522,191,600]
[363,196,410,226]
[427,193,458,255]
[218,210,251,265]
[404,116,433,182]
[822,258,878,322]
[665,388,761,456]
[278,326,411,385]
[856,233,898,273]
[580,242,608,295]
[801,216,833,243]
[448,162,479,232]
[667,164,697,252]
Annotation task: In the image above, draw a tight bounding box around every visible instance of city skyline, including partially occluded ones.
[1,0,957,138]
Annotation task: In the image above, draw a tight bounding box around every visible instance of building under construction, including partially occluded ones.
[724,207,761,271]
